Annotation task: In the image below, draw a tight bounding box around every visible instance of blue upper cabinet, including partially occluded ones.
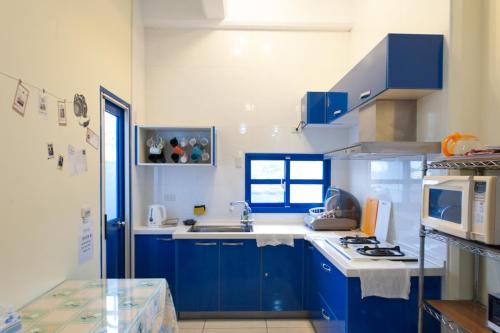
[262,240,304,311]
[176,240,220,311]
[220,240,261,311]
[301,92,348,126]
[332,33,444,114]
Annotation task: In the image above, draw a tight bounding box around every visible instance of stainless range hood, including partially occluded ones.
[325,141,441,160]
[324,100,441,160]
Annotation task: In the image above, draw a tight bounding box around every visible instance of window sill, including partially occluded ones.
[251,207,313,213]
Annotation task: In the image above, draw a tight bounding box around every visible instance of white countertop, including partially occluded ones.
[134,222,444,277]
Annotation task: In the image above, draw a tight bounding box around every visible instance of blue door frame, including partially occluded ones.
[100,86,131,278]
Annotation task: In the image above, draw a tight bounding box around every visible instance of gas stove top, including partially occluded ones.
[339,235,380,245]
[356,245,405,257]
[325,237,417,262]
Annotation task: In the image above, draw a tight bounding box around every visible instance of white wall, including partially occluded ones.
[142,29,350,223]
[132,0,153,232]
[0,0,132,307]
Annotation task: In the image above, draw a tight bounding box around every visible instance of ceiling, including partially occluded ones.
[141,0,355,31]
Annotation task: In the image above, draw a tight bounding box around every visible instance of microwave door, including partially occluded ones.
[422,176,472,239]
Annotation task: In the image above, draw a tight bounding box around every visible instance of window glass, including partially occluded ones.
[290,184,323,203]
[251,160,285,179]
[105,112,118,220]
[251,184,284,203]
[290,161,323,180]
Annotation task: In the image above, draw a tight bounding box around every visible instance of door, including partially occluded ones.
[220,240,260,311]
[102,90,129,278]
[134,235,176,300]
[262,240,304,311]
[176,240,220,311]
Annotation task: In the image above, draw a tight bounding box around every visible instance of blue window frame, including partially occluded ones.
[245,153,331,213]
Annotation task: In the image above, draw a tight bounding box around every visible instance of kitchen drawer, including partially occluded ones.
[314,248,348,322]
[313,294,346,333]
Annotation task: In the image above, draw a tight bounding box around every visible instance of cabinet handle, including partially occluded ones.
[195,242,217,246]
[156,238,174,242]
[326,98,330,108]
[333,110,342,115]
[359,90,371,99]
[322,263,332,272]
[222,242,244,246]
[321,308,331,321]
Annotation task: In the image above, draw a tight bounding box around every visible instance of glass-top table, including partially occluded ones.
[19,279,177,333]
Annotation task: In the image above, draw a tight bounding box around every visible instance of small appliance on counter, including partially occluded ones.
[422,175,500,244]
[489,293,500,333]
[147,204,167,227]
[304,187,361,231]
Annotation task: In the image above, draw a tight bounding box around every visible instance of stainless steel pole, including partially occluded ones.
[418,157,428,333]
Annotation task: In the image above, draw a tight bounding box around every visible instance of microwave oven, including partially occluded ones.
[489,293,500,333]
[422,175,500,244]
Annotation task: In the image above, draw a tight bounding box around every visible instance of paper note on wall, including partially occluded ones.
[79,207,94,264]
[68,145,88,176]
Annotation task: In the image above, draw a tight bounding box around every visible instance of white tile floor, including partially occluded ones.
[178,319,314,333]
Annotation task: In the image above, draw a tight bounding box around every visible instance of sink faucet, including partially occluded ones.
[229,201,254,227]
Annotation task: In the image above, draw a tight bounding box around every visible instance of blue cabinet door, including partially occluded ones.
[301,92,326,125]
[134,235,175,298]
[333,37,388,112]
[262,240,304,311]
[387,34,443,90]
[331,34,443,114]
[176,240,220,311]
[325,92,348,123]
[220,240,260,311]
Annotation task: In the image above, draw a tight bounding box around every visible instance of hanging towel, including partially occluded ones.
[256,234,294,247]
[358,261,411,300]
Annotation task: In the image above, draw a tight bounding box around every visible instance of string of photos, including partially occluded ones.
[1,70,100,175]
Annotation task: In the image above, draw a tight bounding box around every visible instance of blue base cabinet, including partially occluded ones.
[331,33,443,114]
[134,235,176,299]
[176,240,220,311]
[220,240,260,311]
[307,242,441,333]
[262,240,304,311]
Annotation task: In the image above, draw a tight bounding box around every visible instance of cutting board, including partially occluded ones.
[361,198,379,236]
[375,200,392,242]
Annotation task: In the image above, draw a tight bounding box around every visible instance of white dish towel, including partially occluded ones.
[256,234,294,247]
[358,261,411,300]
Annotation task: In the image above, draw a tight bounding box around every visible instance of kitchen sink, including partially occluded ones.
[188,225,253,233]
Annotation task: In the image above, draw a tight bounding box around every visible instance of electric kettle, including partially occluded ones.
[147,205,167,227]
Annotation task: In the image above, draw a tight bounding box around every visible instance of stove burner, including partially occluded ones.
[340,236,380,245]
[356,246,405,257]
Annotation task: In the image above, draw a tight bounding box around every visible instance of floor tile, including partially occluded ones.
[267,327,315,333]
[204,320,266,329]
[180,329,203,333]
[266,319,313,328]
[203,329,267,333]
[178,320,205,329]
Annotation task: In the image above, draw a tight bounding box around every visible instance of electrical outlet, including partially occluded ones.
[163,193,176,202]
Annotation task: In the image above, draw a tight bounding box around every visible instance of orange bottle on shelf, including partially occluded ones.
[441,132,479,157]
